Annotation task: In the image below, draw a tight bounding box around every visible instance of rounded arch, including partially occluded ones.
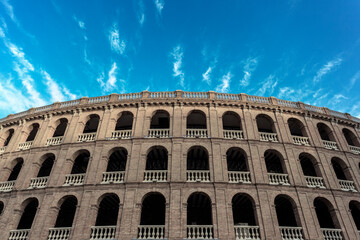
[70,150,90,174]
[187,110,207,129]
[115,111,133,131]
[313,197,340,229]
[232,193,257,226]
[256,114,275,133]
[95,193,120,226]
[52,118,68,137]
[83,114,100,133]
[331,157,350,181]
[146,146,168,170]
[299,152,320,177]
[55,195,78,228]
[288,117,307,137]
[37,153,55,178]
[222,111,242,130]
[187,192,212,225]
[7,157,24,181]
[2,128,14,147]
[226,147,248,171]
[264,149,286,174]
[187,145,209,170]
[274,194,300,227]
[26,123,40,142]
[140,192,166,225]
[106,147,128,172]
[342,128,360,147]
[17,197,39,229]
[349,200,360,231]
[317,122,335,141]
[150,110,170,129]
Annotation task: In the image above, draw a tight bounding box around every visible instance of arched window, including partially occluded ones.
[37,154,55,178]
[299,153,325,188]
[115,112,133,131]
[53,118,68,137]
[95,194,120,226]
[17,198,39,230]
[144,146,168,182]
[2,129,14,147]
[187,146,210,182]
[150,110,170,129]
[83,115,100,133]
[54,196,78,228]
[70,151,90,174]
[187,110,206,129]
[331,157,356,191]
[223,112,241,130]
[314,198,341,232]
[342,128,360,147]
[349,201,360,232]
[26,123,39,142]
[288,118,308,139]
[232,194,257,226]
[256,114,275,133]
[227,148,250,183]
[8,158,24,181]
[264,150,289,185]
[274,195,299,227]
[102,148,127,184]
[317,123,335,142]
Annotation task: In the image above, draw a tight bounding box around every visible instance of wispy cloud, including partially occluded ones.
[137,0,145,25]
[216,72,232,93]
[97,62,122,93]
[1,0,17,25]
[313,58,342,83]
[154,0,165,15]
[239,57,258,87]
[41,70,74,103]
[109,23,126,55]
[202,67,212,85]
[170,45,184,87]
[348,71,360,90]
[256,75,278,96]
[73,15,86,30]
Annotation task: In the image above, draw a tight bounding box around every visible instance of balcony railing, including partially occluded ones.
[64,173,85,186]
[8,229,30,240]
[77,132,96,142]
[29,177,48,189]
[137,225,165,239]
[90,226,116,240]
[268,173,290,185]
[46,136,63,146]
[322,140,339,150]
[259,132,278,142]
[18,141,33,150]
[228,171,251,184]
[102,171,125,184]
[321,228,343,240]
[338,180,357,192]
[349,145,360,154]
[292,136,310,146]
[223,130,244,139]
[0,180,15,192]
[110,130,132,139]
[47,227,71,240]
[143,170,167,182]
[234,225,260,240]
[0,146,6,154]
[185,129,208,138]
[305,176,325,189]
[279,226,304,240]
[148,129,170,138]
[187,170,210,182]
[187,225,213,239]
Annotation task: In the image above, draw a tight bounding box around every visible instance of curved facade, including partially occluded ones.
[0,90,359,240]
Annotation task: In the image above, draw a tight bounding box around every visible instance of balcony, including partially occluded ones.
[18,141,33,151]
[101,171,125,184]
[143,170,167,182]
[0,180,15,192]
[259,132,278,142]
[279,226,304,240]
[186,170,210,182]
[77,133,96,142]
[228,171,251,184]
[187,225,213,239]
[148,129,170,138]
[47,227,71,240]
[322,140,339,150]
[90,226,116,240]
[321,228,343,240]
[137,225,165,239]
[8,229,30,240]
[110,130,132,139]
[305,176,325,189]
[64,173,85,186]
[46,136,63,146]
[268,173,290,185]
[349,145,360,155]
[292,136,310,146]
[0,146,6,154]
[185,129,208,138]
[29,177,48,189]
[223,130,244,139]
[234,225,260,240]
[338,180,357,192]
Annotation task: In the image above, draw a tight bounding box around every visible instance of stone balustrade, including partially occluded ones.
[185,129,208,138]
[90,226,116,240]
[18,141,33,151]
[338,180,357,192]
[247,95,270,104]
[0,146,6,154]
[147,129,170,138]
[268,173,290,185]
[64,173,85,186]
[321,228,343,240]
[101,171,125,184]
[143,170,167,182]
[228,171,251,183]
[110,130,132,139]
[223,130,244,139]
[187,225,213,239]
[292,136,310,146]
[322,140,339,150]
[305,176,325,188]
[183,92,209,99]
[47,227,71,240]
[0,180,15,192]
[279,226,304,240]
[349,145,360,154]
[259,132,278,142]
[46,136,63,146]
[29,177,48,189]
[137,225,165,239]
[8,229,30,240]
[234,225,260,240]
[186,170,210,182]
[77,132,96,142]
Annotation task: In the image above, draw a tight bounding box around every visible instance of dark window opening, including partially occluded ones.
[187,147,209,170]
[299,154,317,177]
[187,111,206,129]
[223,112,241,130]
[317,123,334,141]
[314,198,335,228]
[256,115,275,133]
[55,197,78,228]
[331,159,347,180]
[288,118,305,137]
[227,148,248,171]
[0,201,4,215]
[150,111,170,129]
[17,199,38,229]
[3,129,14,146]
[146,147,168,170]
[342,129,359,147]
[106,149,127,172]
[275,196,298,227]
[37,155,55,177]
[140,193,166,225]
[349,201,360,231]
[26,123,39,142]
[53,119,68,137]
[70,152,90,174]
[115,112,133,131]
[232,194,256,226]
[187,193,212,225]
[264,150,284,174]
[83,115,100,133]
[95,194,120,226]
[8,159,23,181]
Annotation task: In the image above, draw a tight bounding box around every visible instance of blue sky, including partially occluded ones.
[0,0,360,118]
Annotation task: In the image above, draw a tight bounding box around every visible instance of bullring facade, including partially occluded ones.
[0,90,359,240]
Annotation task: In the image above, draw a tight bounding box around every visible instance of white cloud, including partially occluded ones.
[1,0,17,25]
[349,71,360,90]
[138,0,145,25]
[41,70,67,102]
[62,87,77,100]
[84,49,91,65]
[216,72,232,93]
[8,43,34,71]
[202,67,212,85]
[97,62,120,93]
[109,24,126,55]
[313,58,342,83]
[154,0,165,14]
[73,15,86,30]
[240,57,258,87]
[170,45,184,87]
[256,75,278,96]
